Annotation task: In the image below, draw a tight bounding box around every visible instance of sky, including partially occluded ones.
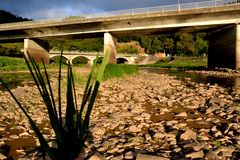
[0,0,212,20]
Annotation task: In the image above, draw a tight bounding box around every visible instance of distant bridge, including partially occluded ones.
[49,51,137,64]
[0,0,240,69]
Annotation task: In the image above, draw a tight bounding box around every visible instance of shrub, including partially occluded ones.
[0,51,110,160]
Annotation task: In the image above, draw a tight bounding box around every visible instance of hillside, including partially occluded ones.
[0,10,30,24]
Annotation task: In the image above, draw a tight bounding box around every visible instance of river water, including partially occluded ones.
[144,68,240,91]
[1,69,240,91]
[0,68,240,159]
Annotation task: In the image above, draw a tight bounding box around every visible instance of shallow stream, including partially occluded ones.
[1,68,240,91]
[144,68,240,91]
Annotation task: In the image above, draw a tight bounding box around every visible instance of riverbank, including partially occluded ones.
[187,68,240,78]
[138,56,207,70]
[0,56,208,72]
[0,70,239,159]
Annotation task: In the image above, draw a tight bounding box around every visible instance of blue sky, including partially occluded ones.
[0,0,220,19]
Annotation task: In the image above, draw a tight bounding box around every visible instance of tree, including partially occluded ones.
[140,35,153,54]
[151,36,163,54]
[49,38,103,52]
[175,33,195,56]
[164,38,174,54]
[194,33,208,56]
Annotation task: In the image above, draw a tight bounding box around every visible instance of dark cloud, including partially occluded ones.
[0,0,204,19]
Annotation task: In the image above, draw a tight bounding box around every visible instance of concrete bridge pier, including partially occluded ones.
[208,24,240,70]
[24,39,50,64]
[104,32,117,64]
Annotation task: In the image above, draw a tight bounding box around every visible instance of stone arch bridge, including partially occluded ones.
[49,51,137,65]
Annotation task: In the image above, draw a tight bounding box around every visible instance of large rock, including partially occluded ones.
[185,150,204,159]
[0,153,7,160]
[214,146,235,157]
[111,155,123,160]
[129,125,142,133]
[180,129,197,141]
[125,151,135,159]
[176,112,188,118]
[88,152,106,160]
[183,142,204,151]
[136,154,170,160]
[204,151,219,160]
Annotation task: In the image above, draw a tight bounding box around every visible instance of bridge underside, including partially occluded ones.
[24,24,240,69]
[1,4,240,69]
[0,24,228,43]
[208,24,240,70]
[24,32,118,64]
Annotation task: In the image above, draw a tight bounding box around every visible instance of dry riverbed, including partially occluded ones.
[0,70,240,160]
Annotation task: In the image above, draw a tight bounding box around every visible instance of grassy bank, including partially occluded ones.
[72,64,138,85]
[1,57,138,83]
[103,64,138,79]
[139,56,207,70]
[1,56,206,79]
[0,56,28,71]
[0,56,68,71]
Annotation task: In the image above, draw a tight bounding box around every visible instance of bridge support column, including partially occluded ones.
[104,33,117,63]
[24,39,50,64]
[208,24,240,70]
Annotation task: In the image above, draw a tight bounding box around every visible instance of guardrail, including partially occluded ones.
[84,0,239,18]
[49,51,138,57]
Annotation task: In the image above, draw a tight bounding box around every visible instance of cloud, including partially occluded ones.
[0,0,200,19]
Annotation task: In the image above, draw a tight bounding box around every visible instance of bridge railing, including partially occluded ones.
[49,51,138,57]
[84,0,238,18]
[0,0,238,28]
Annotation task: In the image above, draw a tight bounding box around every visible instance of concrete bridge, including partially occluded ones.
[49,51,137,64]
[1,0,240,69]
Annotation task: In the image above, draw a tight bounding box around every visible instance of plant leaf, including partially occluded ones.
[0,78,56,160]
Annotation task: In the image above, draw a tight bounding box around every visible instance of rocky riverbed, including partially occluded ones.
[0,70,240,160]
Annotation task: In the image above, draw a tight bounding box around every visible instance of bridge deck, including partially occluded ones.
[0,2,240,42]
[0,3,240,31]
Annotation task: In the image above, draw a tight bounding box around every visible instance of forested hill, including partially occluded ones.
[0,10,30,24]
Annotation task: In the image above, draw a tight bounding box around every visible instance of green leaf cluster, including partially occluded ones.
[0,43,23,57]
[139,33,208,56]
[49,38,103,52]
[117,44,139,54]
[0,49,110,160]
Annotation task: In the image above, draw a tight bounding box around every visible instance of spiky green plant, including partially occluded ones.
[0,50,110,160]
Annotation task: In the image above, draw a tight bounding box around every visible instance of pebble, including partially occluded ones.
[124,151,134,159]
[0,153,7,160]
[0,70,239,159]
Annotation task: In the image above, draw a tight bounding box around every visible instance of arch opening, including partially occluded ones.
[72,56,90,65]
[93,57,104,64]
[117,57,128,64]
[50,55,68,65]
